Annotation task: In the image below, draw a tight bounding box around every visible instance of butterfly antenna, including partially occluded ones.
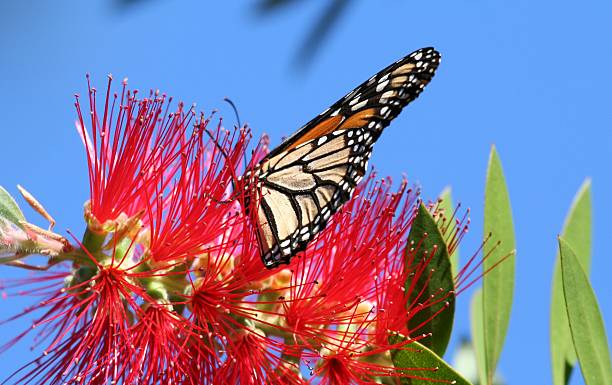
[224,97,242,129]
[200,122,242,205]
[224,96,252,180]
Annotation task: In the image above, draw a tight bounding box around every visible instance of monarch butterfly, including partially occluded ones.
[243,47,441,269]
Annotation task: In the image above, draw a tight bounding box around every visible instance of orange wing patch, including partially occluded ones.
[246,47,441,268]
[289,115,344,150]
[338,108,377,129]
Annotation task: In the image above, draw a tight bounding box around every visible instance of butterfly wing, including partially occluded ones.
[245,47,441,268]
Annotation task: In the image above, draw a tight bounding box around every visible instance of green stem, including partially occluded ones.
[49,248,94,266]
[112,237,134,265]
[81,228,106,254]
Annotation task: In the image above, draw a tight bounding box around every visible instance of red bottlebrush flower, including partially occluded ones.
[0,257,145,384]
[212,329,305,385]
[1,247,214,385]
[122,303,208,385]
[76,75,191,227]
[307,323,441,385]
[145,116,249,263]
[371,201,469,348]
[3,78,282,385]
[278,176,418,341]
[266,176,477,384]
[0,76,489,385]
[185,242,278,356]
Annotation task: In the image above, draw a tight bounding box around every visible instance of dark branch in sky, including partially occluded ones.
[256,0,353,71]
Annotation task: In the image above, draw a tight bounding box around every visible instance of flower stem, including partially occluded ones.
[81,227,106,254]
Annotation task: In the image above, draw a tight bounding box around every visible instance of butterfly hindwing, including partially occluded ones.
[245,47,441,268]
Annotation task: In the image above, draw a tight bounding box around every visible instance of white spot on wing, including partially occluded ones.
[351,100,368,111]
[376,80,389,92]
[381,90,396,99]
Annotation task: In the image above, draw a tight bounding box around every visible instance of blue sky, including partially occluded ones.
[0,1,610,384]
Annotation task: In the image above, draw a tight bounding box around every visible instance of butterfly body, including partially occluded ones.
[243,47,441,268]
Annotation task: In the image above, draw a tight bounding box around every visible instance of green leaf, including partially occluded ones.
[481,145,516,385]
[451,340,481,384]
[0,186,25,229]
[391,336,472,385]
[550,179,592,385]
[406,203,455,357]
[470,288,487,385]
[559,237,612,385]
[438,186,460,278]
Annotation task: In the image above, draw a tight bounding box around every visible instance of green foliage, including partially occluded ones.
[390,336,472,385]
[479,145,516,385]
[550,179,592,385]
[406,203,455,357]
[0,185,25,228]
[438,186,460,277]
[559,237,612,385]
[470,288,487,385]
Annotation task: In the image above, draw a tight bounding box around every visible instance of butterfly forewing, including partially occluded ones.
[244,47,441,268]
